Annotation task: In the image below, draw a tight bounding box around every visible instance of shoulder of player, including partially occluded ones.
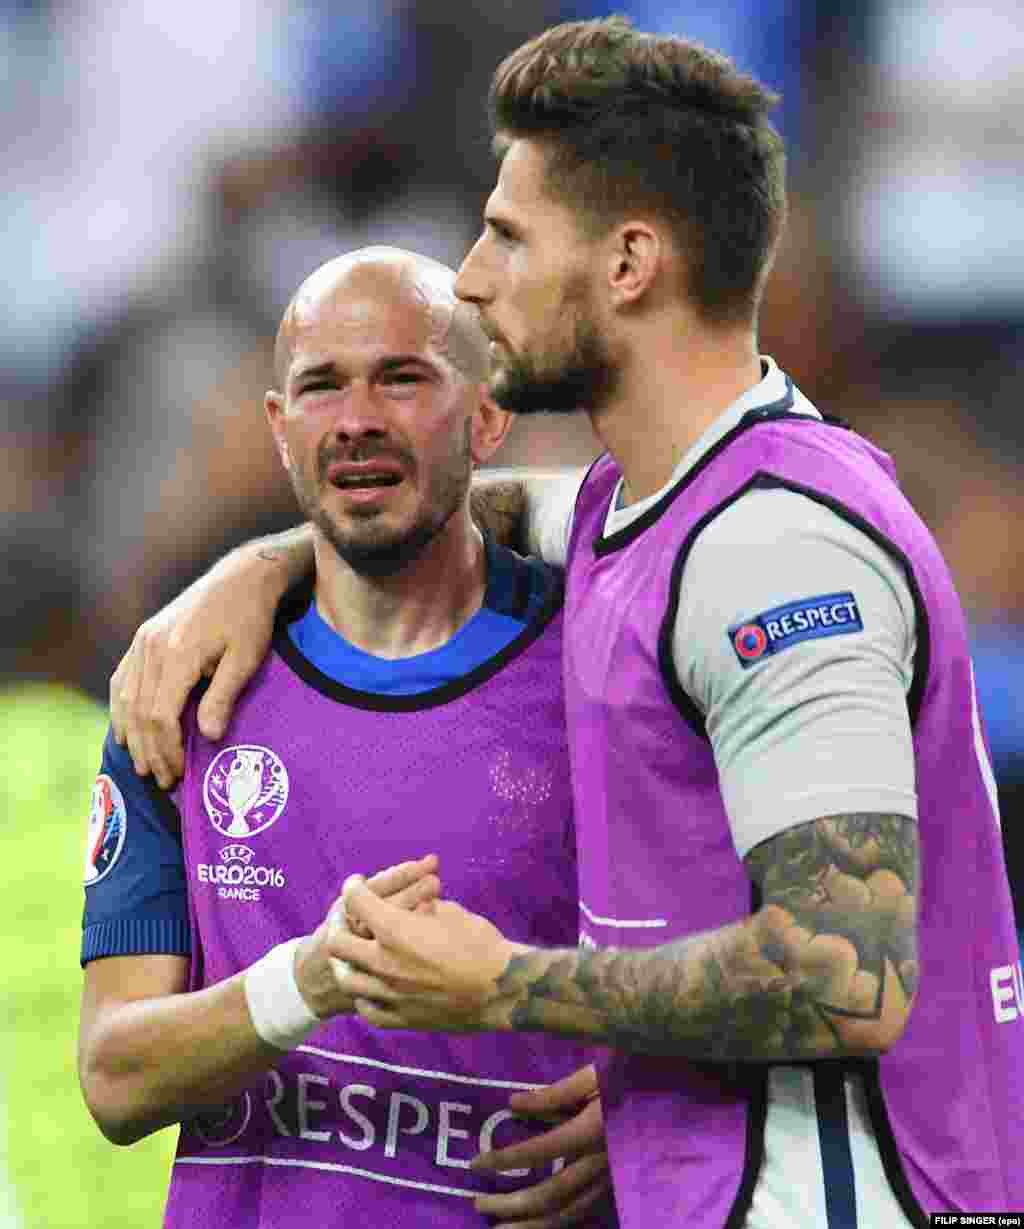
[697,486,852,548]
[520,467,588,565]
[672,486,916,678]
[484,538,564,622]
[100,728,182,834]
[683,487,912,598]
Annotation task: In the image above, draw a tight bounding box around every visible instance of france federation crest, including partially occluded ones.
[203,745,289,839]
[84,774,127,885]
[192,1093,252,1146]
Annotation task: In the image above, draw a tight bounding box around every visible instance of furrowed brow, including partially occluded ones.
[290,360,336,390]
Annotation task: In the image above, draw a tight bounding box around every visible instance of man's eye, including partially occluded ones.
[301,381,332,393]
[388,372,422,384]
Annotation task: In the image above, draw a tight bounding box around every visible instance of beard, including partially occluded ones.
[290,426,472,578]
[488,300,617,417]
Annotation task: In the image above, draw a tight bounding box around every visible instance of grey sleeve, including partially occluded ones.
[674,489,918,858]
[522,470,585,567]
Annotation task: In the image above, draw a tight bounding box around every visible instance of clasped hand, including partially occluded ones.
[306,863,616,1228]
[292,856,440,1021]
[329,873,526,1032]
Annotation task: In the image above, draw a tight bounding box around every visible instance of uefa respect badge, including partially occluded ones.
[728,591,863,669]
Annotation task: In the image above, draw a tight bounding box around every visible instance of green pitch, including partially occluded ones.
[0,683,175,1228]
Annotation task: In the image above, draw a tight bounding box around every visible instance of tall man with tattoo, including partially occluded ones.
[111,17,1024,1228]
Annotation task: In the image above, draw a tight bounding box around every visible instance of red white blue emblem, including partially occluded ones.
[84,774,127,885]
[732,623,768,663]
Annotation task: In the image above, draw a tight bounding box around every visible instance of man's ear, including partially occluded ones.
[468,387,514,466]
[607,220,663,307]
[264,390,290,470]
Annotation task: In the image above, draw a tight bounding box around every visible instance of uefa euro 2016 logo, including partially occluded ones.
[202,745,289,839]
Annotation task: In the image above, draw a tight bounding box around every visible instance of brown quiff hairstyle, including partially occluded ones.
[490,15,786,326]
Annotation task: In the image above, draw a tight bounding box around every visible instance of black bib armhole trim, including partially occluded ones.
[858,1060,931,1227]
[723,1067,768,1228]
[658,470,931,740]
[592,378,795,558]
[269,567,564,712]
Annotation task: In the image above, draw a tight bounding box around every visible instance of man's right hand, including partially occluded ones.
[110,527,314,789]
[295,857,442,1021]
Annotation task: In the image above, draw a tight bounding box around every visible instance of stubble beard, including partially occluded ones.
[290,427,472,578]
[488,299,618,417]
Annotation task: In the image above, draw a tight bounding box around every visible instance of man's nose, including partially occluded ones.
[328,384,391,441]
[455,241,490,305]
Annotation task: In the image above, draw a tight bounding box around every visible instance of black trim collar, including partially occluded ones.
[593,377,796,558]
[270,568,564,712]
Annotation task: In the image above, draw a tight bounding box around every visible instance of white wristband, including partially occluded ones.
[244,938,321,1051]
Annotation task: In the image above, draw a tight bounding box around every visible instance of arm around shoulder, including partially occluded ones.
[110,523,316,788]
[472,468,583,564]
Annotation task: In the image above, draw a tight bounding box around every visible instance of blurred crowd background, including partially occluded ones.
[3,0,1023,923]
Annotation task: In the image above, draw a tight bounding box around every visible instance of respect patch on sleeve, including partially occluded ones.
[727,591,863,668]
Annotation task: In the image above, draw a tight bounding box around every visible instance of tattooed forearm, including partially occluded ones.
[745,813,920,1004]
[495,813,919,1062]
